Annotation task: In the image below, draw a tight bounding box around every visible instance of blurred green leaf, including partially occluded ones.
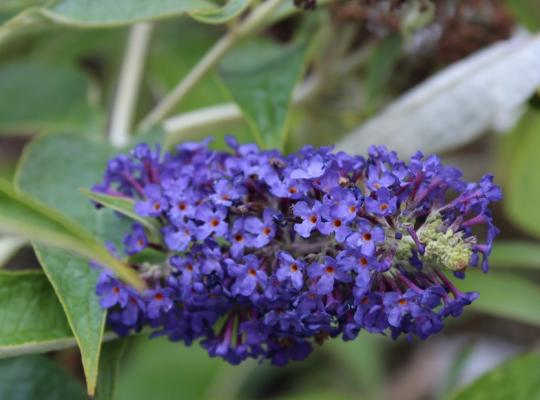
[276,393,353,400]
[366,34,402,113]
[453,271,540,326]
[0,355,86,400]
[0,1,48,13]
[147,21,229,113]
[146,21,254,145]
[218,37,312,149]
[504,108,540,237]
[0,0,216,46]
[31,246,108,395]
[0,177,95,250]
[490,241,540,269]
[504,108,540,239]
[95,339,128,400]
[0,176,139,285]
[505,0,540,31]
[451,352,540,400]
[327,334,384,398]
[116,336,246,400]
[46,0,211,26]
[0,61,93,135]
[0,270,75,358]
[189,0,251,25]
[15,134,141,395]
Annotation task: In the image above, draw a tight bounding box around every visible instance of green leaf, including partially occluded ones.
[366,33,402,113]
[504,0,540,31]
[0,61,93,135]
[79,189,160,239]
[504,108,540,239]
[44,0,212,26]
[451,352,540,400]
[218,37,312,149]
[116,336,243,400]
[15,134,140,395]
[95,339,129,400]
[0,355,86,400]
[0,178,92,250]
[33,246,107,395]
[326,334,384,398]
[0,0,215,46]
[0,1,48,14]
[0,177,141,287]
[275,393,352,400]
[490,241,540,270]
[453,271,540,326]
[189,0,251,25]
[0,270,74,358]
[147,20,231,115]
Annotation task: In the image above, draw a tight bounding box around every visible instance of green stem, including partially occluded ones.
[138,0,287,131]
[162,44,372,148]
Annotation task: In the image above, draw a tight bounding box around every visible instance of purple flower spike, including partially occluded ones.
[91,140,501,366]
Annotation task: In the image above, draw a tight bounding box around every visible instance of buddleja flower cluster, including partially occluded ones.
[92,137,501,365]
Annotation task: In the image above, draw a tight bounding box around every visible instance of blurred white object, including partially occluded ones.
[336,32,540,157]
[457,338,520,387]
[0,237,27,267]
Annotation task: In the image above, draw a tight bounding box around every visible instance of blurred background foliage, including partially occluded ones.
[0,0,540,399]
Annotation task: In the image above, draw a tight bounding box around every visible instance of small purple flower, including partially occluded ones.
[267,175,309,199]
[229,218,250,257]
[163,177,196,220]
[293,201,323,238]
[309,257,351,295]
[170,255,201,287]
[383,290,421,327]
[120,294,145,326]
[337,250,372,292]
[365,187,398,217]
[319,203,352,243]
[276,252,304,290]
[244,209,276,248]
[346,220,385,256]
[327,187,362,223]
[135,184,168,217]
[163,222,195,251]
[123,223,148,255]
[354,293,388,333]
[211,179,246,206]
[96,273,128,308]
[441,292,479,318]
[146,289,174,319]
[290,154,326,180]
[195,206,228,240]
[366,165,397,191]
[227,255,267,297]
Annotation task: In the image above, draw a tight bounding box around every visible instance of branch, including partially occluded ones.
[139,0,287,131]
[109,23,154,148]
[162,45,372,147]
